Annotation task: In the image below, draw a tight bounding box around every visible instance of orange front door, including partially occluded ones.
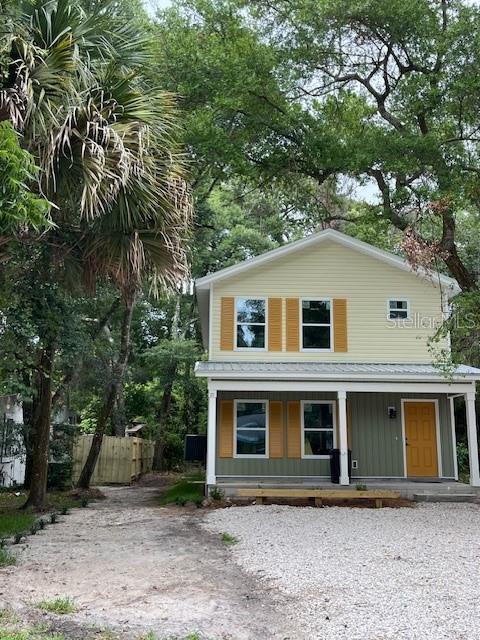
[404,402,438,477]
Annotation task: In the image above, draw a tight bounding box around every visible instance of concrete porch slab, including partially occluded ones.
[214,478,479,502]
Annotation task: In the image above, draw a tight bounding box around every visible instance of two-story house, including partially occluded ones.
[194,229,480,492]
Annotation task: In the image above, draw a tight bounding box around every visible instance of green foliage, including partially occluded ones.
[209,487,225,502]
[0,121,50,235]
[457,441,469,477]
[0,509,35,538]
[36,598,76,615]
[220,532,238,546]
[0,547,16,567]
[159,474,205,505]
[355,484,368,492]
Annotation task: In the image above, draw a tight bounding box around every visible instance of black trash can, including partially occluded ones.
[329,448,352,484]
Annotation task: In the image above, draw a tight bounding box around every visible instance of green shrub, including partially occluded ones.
[60,505,69,516]
[355,483,368,491]
[220,532,238,546]
[80,497,89,508]
[50,513,58,524]
[457,440,469,476]
[13,532,24,544]
[0,547,16,567]
[209,487,224,502]
[29,523,38,535]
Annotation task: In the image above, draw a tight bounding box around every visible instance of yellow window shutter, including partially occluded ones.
[220,297,235,351]
[268,298,282,351]
[333,298,348,352]
[286,298,300,352]
[218,400,234,458]
[287,400,301,458]
[269,400,283,458]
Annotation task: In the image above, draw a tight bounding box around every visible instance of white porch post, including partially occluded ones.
[449,397,459,481]
[206,383,217,486]
[465,391,480,487]
[337,390,349,485]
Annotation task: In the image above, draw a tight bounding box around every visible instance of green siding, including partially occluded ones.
[216,391,455,479]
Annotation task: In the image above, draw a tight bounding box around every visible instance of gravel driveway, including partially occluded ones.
[0,486,295,640]
[203,503,480,640]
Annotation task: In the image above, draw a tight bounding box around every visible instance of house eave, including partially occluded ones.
[195,229,460,295]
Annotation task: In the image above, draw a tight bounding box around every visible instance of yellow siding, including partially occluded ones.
[210,240,447,362]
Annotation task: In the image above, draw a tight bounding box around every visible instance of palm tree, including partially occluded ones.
[0,0,192,507]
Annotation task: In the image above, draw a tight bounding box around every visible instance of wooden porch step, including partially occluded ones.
[236,488,401,508]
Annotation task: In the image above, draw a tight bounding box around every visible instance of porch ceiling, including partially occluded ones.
[195,361,480,383]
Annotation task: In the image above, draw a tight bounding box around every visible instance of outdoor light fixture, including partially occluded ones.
[388,406,397,419]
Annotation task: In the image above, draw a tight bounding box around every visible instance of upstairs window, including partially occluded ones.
[388,299,409,320]
[301,299,331,350]
[235,401,267,457]
[236,298,266,349]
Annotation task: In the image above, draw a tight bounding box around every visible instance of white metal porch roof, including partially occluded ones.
[195,361,480,382]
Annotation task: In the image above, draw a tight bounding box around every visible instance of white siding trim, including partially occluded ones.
[210,379,476,395]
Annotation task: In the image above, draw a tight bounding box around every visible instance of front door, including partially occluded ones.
[404,402,438,477]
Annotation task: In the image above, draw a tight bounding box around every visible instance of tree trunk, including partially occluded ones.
[76,291,135,489]
[152,362,178,471]
[22,391,35,490]
[112,389,127,437]
[23,341,55,509]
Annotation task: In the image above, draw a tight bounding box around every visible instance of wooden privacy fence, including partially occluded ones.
[72,436,154,485]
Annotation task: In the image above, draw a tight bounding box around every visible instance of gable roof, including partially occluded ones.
[195,228,459,293]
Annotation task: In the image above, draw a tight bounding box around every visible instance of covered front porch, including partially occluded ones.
[196,362,480,491]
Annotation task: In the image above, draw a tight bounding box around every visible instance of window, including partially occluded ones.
[236,298,266,349]
[301,299,331,350]
[302,401,335,457]
[388,299,409,320]
[235,401,267,457]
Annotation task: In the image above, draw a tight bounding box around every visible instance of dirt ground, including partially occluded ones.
[0,480,297,640]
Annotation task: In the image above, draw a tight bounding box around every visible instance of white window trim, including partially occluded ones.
[301,400,337,459]
[387,298,411,321]
[233,399,269,458]
[300,297,333,352]
[234,296,268,351]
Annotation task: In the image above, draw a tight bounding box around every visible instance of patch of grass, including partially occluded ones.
[36,597,76,615]
[220,532,238,546]
[355,483,368,491]
[0,628,64,640]
[159,473,205,506]
[0,547,16,567]
[0,490,80,540]
[0,511,35,539]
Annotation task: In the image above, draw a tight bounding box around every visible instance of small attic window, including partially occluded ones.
[388,299,410,320]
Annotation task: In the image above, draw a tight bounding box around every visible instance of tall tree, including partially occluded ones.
[156,0,480,292]
[0,0,192,506]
